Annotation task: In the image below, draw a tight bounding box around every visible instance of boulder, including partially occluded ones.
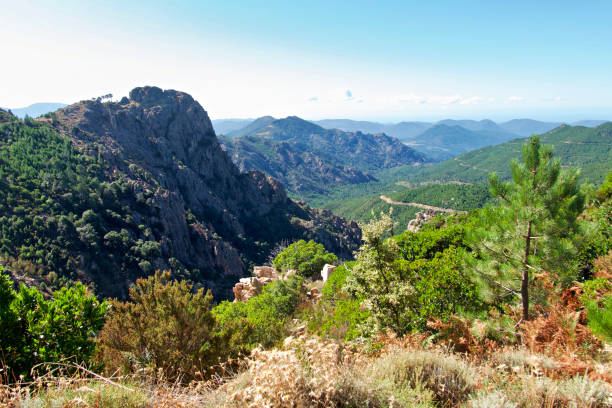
[253,266,278,279]
[232,265,280,302]
[307,287,322,302]
[232,277,264,302]
[407,210,436,232]
[321,264,337,282]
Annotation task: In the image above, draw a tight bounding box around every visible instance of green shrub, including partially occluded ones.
[213,274,303,350]
[345,212,478,336]
[0,267,108,380]
[585,294,612,342]
[372,349,475,407]
[307,297,370,341]
[321,262,352,300]
[596,169,612,201]
[306,262,370,341]
[97,271,222,382]
[272,239,337,278]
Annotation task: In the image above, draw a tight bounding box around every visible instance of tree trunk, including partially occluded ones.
[521,220,532,320]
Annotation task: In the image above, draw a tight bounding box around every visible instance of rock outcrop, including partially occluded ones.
[49,86,361,299]
[321,264,336,282]
[407,210,436,232]
[232,265,283,302]
[220,116,428,197]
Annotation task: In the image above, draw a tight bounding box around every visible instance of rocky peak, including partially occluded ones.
[49,86,360,299]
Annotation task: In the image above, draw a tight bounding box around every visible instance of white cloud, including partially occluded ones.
[398,94,488,105]
[507,95,525,101]
[460,96,484,105]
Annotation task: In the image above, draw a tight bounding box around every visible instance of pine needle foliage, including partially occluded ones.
[471,136,585,320]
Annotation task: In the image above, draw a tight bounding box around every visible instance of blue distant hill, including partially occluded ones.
[4,103,67,118]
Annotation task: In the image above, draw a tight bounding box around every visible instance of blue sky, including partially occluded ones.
[2,0,611,121]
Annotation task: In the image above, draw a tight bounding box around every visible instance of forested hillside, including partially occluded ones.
[389,123,612,185]
[221,116,427,198]
[3,136,611,406]
[0,88,361,299]
[322,183,492,230]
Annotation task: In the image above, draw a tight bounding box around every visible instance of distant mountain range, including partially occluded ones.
[219,116,427,198]
[211,118,254,135]
[392,122,612,186]
[317,121,612,230]
[404,123,519,160]
[3,103,68,118]
[215,116,610,162]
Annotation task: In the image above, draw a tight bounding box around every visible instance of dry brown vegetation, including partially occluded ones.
[3,328,611,408]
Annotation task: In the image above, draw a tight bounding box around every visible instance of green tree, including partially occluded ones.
[473,136,585,321]
[273,239,337,278]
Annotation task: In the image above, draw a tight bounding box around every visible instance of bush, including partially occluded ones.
[97,271,223,382]
[273,239,337,278]
[213,274,303,350]
[0,267,108,380]
[585,294,612,342]
[225,336,392,408]
[469,375,611,408]
[321,262,352,300]
[345,212,478,336]
[372,348,476,407]
[307,262,370,341]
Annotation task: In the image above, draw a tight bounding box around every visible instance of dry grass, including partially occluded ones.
[3,332,612,408]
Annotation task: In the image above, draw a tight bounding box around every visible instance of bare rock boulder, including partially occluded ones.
[321,264,337,282]
[232,277,264,302]
[253,266,279,279]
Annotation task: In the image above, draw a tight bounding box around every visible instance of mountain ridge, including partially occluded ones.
[220,116,427,197]
[0,87,361,299]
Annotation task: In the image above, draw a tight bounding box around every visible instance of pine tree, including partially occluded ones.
[473,136,585,320]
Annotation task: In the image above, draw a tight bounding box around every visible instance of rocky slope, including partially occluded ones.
[2,87,360,299]
[220,116,427,197]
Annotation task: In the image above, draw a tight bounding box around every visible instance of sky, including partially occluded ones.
[1,0,611,122]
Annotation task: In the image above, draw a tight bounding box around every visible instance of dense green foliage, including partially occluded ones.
[322,194,419,232]
[308,123,611,219]
[0,267,108,380]
[302,262,371,341]
[212,274,303,349]
[585,295,612,342]
[344,212,478,335]
[386,122,612,186]
[387,183,492,211]
[470,136,585,319]
[98,271,221,382]
[273,240,338,278]
[320,183,490,232]
[597,169,612,201]
[0,116,162,296]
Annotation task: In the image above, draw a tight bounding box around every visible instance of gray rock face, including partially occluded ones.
[55,86,361,299]
[219,116,428,197]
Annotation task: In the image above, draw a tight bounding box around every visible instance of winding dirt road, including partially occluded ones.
[379,195,466,214]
